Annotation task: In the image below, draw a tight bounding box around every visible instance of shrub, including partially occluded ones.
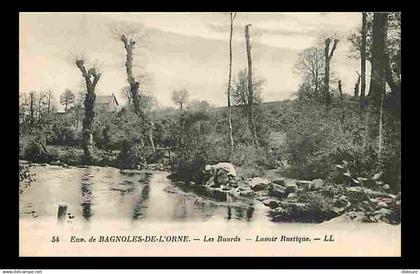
[21,136,50,163]
[93,149,119,167]
[118,141,147,169]
[59,148,83,165]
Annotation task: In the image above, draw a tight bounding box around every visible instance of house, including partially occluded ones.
[94,93,119,112]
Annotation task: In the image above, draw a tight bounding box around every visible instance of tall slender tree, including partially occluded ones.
[360,12,367,109]
[244,24,258,142]
[226,12,236,161]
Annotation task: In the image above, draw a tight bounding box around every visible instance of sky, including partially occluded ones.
[19,12,364,109]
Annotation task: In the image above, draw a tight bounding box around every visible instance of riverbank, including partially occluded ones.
[166,162,401,225]
[19,164,401,256]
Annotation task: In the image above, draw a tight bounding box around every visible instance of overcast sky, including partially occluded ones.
[20,12,363,109]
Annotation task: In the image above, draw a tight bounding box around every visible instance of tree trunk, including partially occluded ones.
[227,12,236,161]
[338,80,345,123]
[360,12,367,109]
[354,72,361,97]
[76,60,101,164]
[245,24,258,143]
[148,121,156,152]
[30,92,34,128]
[120,34,149,148]
[367,12,388,155]
[323,38,338,105]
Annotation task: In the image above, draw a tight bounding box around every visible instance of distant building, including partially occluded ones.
[94,93,119,113]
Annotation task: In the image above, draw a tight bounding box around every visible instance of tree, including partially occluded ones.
[354,71,361,98]
[226,12,237,161]
[112,25,156,152]
[360,12,367,108]
[367,12,388,158]
[75,58,101,164]
[244,24,258,142]
[323,37,339,105]
[294,47,325,99]
[231,69,264,107]
[120,86,132,105]
[172,89,189,109]
[348,12,400,113]
[43,89,55,114]
[60,89,75,112]
[187,100,211,112]
[112,27,142,116]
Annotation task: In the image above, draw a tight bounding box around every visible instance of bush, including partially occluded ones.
[93,149,119,167]
[21,135,50,163]
[59,148,83,165]
[118,141,147,169]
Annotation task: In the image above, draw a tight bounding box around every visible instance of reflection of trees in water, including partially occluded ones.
[226,205,254,221]
[81,182,93,220]
[132,184,150,220]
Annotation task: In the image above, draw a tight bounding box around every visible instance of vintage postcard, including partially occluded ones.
[19,12,401,257]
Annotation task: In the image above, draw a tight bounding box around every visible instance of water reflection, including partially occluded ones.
[132,184,150,220]
[226,205,254,221]
[81,180,93,220]
[20,167,269,225]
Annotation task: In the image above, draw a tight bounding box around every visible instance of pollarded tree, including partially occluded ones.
[172,89,189,109]
[323,37,339,105]
[112,25,156,152]
[75,58,101,164]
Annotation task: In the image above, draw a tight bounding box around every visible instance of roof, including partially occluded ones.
[95,94,119,106]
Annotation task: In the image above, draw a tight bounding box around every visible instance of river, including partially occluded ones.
[19,165,401,256]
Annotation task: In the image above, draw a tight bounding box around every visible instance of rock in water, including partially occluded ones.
[249,177,270,191]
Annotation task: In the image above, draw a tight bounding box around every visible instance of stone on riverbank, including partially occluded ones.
[249,177,270,191]
[268,183,287,198]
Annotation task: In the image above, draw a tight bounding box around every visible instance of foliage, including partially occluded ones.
[118,141,147,169]
[231,69,265,106]
[20,134,51,163]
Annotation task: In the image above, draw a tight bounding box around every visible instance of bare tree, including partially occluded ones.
[111,25,144,115]
[294,47,325,97]
[75,58,101,164]
[323,37,339,105]
[120,85,132,105]
[245,24,258,142]
[172,89,189,109]
[226,12,237,161]
[112,25,155,152]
